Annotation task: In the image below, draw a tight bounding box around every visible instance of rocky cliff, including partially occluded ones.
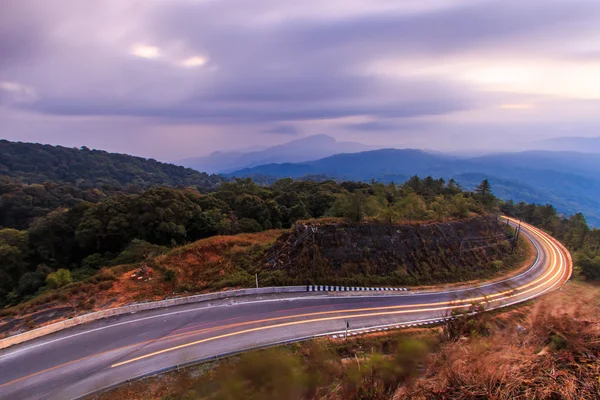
[266,216,518,285]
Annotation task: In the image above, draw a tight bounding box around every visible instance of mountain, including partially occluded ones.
[230,149,600,225]
[533,136,600,153]
[231,149,455,180]
[0,140,223,191]
[178,134,376,173]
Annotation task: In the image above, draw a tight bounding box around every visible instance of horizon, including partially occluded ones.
[2,0,600,161]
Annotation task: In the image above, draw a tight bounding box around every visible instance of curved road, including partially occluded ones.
[0,219,572,400]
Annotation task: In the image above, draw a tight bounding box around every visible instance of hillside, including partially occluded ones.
[3,176,497,309]
[267,216,525,286]
[0,140,223,191]
[230,149,600,225]
[0,216,527,336]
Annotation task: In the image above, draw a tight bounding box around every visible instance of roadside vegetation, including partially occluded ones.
[500,201,600,280]
[92,280,600,400]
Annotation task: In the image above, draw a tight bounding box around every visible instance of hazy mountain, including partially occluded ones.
[230,149,600,225]
[532,136,600,153]
[178,134,377,173]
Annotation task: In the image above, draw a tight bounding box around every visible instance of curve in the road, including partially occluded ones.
[0,219,572,400]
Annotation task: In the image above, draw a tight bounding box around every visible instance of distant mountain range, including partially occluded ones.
[177,134,378,173]
[229,148,600,226]
[533,136,600,153]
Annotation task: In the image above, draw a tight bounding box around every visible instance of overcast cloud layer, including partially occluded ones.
[1,0,600,160]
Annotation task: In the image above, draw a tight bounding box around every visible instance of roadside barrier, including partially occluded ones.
[307,285,408,292]
[0,286,307,350]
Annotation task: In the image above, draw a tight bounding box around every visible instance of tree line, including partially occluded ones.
[1,174,597,308]
[0,176,496,307]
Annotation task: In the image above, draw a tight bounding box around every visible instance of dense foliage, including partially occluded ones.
[0,176,495,307]
[0,176,132,230]
[500,201,600,280]
[0,140,223,191]
[1,155,597,309]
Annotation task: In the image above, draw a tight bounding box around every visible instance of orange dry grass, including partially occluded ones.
[159,231,284,287]
[0,230,286,335]
[409,282,600,400]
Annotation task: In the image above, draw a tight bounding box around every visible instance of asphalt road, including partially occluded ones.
[0,219,572,400]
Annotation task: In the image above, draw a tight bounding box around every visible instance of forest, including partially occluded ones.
[0,170,598,308]
[0,140,223,191]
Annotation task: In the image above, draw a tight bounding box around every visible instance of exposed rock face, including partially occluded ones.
[0,306,75,336]
[267,215,511,284]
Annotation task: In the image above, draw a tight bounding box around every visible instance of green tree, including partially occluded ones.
[474,179,496,211]
[577,254,600,280]
[475,179,491,197]
[0,229,29,305]
[397,192,430,221]
[449,193,471,218]
[430,195,449,221]
[46,268,73,289]
[328,191,379,222]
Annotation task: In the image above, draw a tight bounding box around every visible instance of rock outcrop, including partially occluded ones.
[266,215,513,284]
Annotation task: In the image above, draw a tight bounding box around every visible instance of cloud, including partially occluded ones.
[344,121,425,132]
[131,44,161,59]
[498,104,534,110]
[1,0,600,158]
[264,125,299,135]
[0,81,37,104]
[180,56,208,68]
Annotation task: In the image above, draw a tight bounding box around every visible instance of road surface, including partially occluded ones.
[0,219,572,400]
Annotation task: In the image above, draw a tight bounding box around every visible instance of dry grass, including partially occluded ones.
[408,281,600,399]
[0,230,285,335]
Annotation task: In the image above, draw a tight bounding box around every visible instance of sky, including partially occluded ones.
[1,0,600,161]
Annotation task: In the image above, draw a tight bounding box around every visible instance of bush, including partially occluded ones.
[17,270,47,297]
[578,254,600,280]
[238,218,263,233]
[163,269,177,283]
[112,239,168,265]
[71,267,98,282]
[491,260,504,271]
[98,281,113,290]
[46,269,73,289]
[443,304,490,340]
[81,253,107,269]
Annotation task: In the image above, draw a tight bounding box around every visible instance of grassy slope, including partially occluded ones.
[1,231,285,336]
[92,280,600,400]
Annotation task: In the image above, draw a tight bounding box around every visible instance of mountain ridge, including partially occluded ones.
[178,134,378,173]
[0,139,223,191]
[229,148,600,225]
